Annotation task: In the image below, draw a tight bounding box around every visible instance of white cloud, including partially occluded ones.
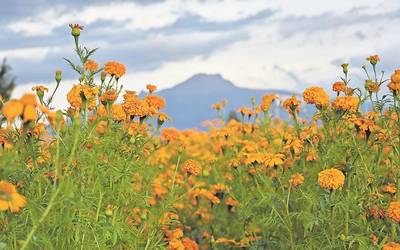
[0,47,58,61]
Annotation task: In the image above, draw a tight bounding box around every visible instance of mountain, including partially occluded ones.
[143,73,306,129]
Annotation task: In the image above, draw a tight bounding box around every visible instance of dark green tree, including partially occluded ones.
[0,59,16,102]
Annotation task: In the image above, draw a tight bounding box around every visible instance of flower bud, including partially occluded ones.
[55,70,62,83]
[69,24,83,37]
[341,63,348,74]
[100,71,106,82]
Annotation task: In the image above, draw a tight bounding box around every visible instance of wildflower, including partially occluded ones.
[264,153,284,168]
[157,113,169,127]
[161,128,180,142]
[383,242,400,250]
[289,173,304,187]
[225,197,238,212]
[332,81,346,93]
[123,97,150,118]
[69,24,83,37]
[382,183,396,195]
[182,159,201,176]
[146,84,157,93]
[260,94,277,112]
[2,100,24,123]
[104,61,126,78]
[303,87,330,107]
[99,89,118,105]
[20,93,37,107]
[388,69,400,94]
[111,104,126,121]
[23,104,37,123]
[387,201,400,223]
[332,96,359,112]
[366,54,380,65]
[181,238,199,250]
[0,181,27,213]
[365,80,380,93]
[84,60,99,72]
[318,168,345,190]
[96,121,107,135]
[144,95,166,113]
[283,96,300,114]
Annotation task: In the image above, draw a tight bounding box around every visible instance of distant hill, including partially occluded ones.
[142,73,310,129]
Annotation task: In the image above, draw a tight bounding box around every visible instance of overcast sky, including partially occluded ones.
[2,0,400,107]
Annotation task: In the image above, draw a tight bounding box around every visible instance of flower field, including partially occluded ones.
[0,25,400,250]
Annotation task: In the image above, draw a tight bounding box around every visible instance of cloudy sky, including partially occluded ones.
[1,0,400,107]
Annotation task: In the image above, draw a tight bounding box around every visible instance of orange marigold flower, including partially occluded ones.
[96,121,107,134]
[365,80,380,93]
[318,168,345,190]
[161,127,180,142]
[144,95,166,112]
[84,60,99,72]
[20,93,37,107]
[32,85,49,92]
[303,87,329,107]
[111,104,125,121]
[332,96,359,112]
[0,181,27,213]
[383,242,400,250]
[366,54,380,65]
[388,69,400,93]
[181,237,199,250]
[283,96,300,114]
[332,81,346,93]
[67,85,83,109]
[99,89,118,104]
[2,100,24,123]
[182,159,201,176]
[146,84,157,93]
[387,201,400,223]
[261,94,278,112]
[289,173,304,187]
[382,183,397,195]
[123,98,150,118]
[104,61,126,78]
[23,105,37,123]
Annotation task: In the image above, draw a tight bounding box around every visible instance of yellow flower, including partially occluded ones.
[318,168,345,190]
[332,96,359,112]
[0,181,27,213]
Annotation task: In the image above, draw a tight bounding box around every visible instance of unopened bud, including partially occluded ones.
[55,70,62,83]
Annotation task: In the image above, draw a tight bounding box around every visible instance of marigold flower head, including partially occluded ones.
[32,85,49,93]
[111,104,126,121]
[181,237,199,250]
[289,173,304,187]
[123,98,150,118]
[318,168,345,190]
[332,96,359,112]
[144,95,166,113]
[383,183,397,195]
[283,96,300,114]
[332,81,346,93]
[20,93,37,107]
[0,181,27,213]
[104,61,126,78]
[366,54,380,65]
[146,84,157,93]
[383,242,400,250]
[365,80,380,93]
[23,105,37,123]
[99,89,118,105]
[84,60,99,72]
[261,94,278,112]
[182,159,201,176]
[387,201,400,223]
[2,100,24,123]
[161,127,180,142]
[303,87,329,107]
